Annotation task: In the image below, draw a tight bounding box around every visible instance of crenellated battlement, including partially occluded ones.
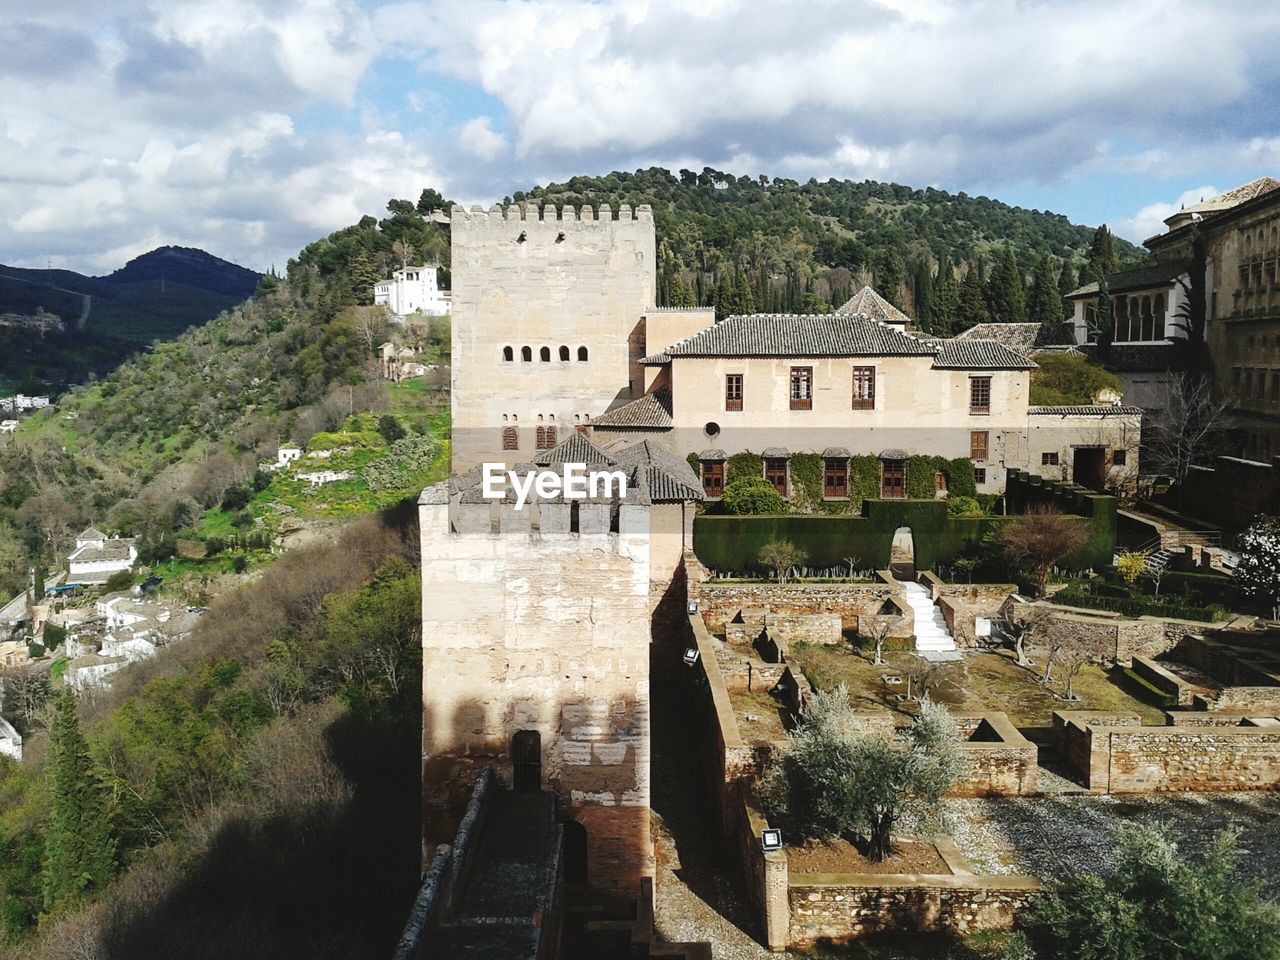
[450,202,653,224]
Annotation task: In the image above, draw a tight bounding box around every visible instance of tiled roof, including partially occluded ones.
[639,351,671,365]
[1029,405,1144,416]
[761,447,789,458]
[592,387,673,429]
[879,448,909,459]
[532,433,617,467]
[932,340,1037,370]
[955,322,1044,356]
[835,285,912,324]
[1075,341,1188,373]
[612,440,705,502]
[1067,262,1184,298]
[658,313,937,358]
[76,526,106,542]
[822,447,851,458]
[1184,177,1280,215]
[699,448,727,460]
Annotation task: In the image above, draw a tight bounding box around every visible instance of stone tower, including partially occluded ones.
[449,203,656,469]
[419,481,655,896]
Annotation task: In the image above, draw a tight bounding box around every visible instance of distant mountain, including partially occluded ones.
[0,246,261,394]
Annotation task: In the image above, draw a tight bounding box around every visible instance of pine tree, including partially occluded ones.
[928,258,960,337]
[43,691,116,913]
[1028,255,1063,328]
[1086,225,1119,278]
[955,266,990,330]
[987,247,1027,323]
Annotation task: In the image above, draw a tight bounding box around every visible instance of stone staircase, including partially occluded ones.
[903,580,956,654]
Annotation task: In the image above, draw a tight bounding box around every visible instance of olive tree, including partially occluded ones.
[759,539,806,583]
[764,686,964,861]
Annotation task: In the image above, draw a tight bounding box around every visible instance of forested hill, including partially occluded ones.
[515,167,1144,333]
[0,247,262,394]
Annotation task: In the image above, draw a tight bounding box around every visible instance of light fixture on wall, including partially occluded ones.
[760,829,782,851]
[682,647,700,666]
[687,601,699,614]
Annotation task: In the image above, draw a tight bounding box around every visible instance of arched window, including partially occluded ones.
[559,345,570,361]
[1154,294,1166,340]
[521,346,532,362]
[1129,299,1140,342]
[545,425,556,447]
[535,426,546,449]
[502,346,513,362]
[577,346,588,361]
[502,427,519,450]
[540,346,551,362]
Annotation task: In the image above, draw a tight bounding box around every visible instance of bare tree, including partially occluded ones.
[1147,372,1231,489]
[1054,624,1112,701]
[904,659,956,703]
[999,506,1091,597]
[863,616,893,665]
[391,239,416,270]
[996,602,1053,668]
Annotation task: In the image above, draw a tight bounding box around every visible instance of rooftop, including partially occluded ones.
[1179,177,1280,218]
[1067,262,1185,299]
[933,339,1038,370]
[835,285,912,324]
[649,312,937,359]
[1029,405,1144,417]
[592,386,673,429]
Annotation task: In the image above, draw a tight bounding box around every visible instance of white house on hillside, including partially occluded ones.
[67,527,138,585]
[373,265,451,318]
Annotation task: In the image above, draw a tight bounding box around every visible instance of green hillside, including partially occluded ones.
[515,167,1144,329]
[0,247,260,394]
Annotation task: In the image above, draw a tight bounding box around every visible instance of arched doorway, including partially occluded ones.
[563,820,588,886]
[511,730,541,791]
[890,526,915,580]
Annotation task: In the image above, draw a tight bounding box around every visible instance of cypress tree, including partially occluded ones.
[1087,224,1119,278]
[875,251,907,307]
[670,274,696,308]
[955,266,991,330]
[43,691,116,913]
[928,258,960,337]
[987,247,1027,323]
[732,265,756,315]
[1057,260,1078,319]
[913,257,935,331]
[1028,254,1063,328]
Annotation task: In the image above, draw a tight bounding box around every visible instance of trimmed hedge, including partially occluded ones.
[695,473,1119,575]
[1053,589,1224,623]
[694,500,1009,573]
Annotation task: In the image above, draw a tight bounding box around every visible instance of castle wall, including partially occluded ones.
[419,492,654,894]
[449,204,656,469]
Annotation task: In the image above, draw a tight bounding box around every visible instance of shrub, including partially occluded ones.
[946,495,984,518]
[721,476,784,515]
[104,570,135,593]
[1027,823,1280,959]
[361,434,442,492]
[1115,550,1149,588]
[1234,516,1280,617]
[376,414,406,444]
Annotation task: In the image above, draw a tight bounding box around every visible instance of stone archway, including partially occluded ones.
[890,526,915,580]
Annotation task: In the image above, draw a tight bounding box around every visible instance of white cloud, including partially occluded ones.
[1114,185,1219,244]
[457,117,508,162]
[4,0,1280,273]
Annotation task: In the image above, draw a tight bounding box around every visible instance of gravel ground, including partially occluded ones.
[945,792,1280,889]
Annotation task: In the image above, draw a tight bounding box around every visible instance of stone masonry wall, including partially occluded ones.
[1054,710,1280,792]
[690,579,909,636]
[788,876,1041,948]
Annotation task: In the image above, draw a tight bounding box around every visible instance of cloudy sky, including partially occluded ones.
[3,0,1280,274]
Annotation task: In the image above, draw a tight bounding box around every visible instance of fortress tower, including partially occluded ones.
[419,478,656,897]
[449,203,655,469]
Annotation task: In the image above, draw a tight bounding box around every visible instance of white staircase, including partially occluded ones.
[903,581,957,653]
